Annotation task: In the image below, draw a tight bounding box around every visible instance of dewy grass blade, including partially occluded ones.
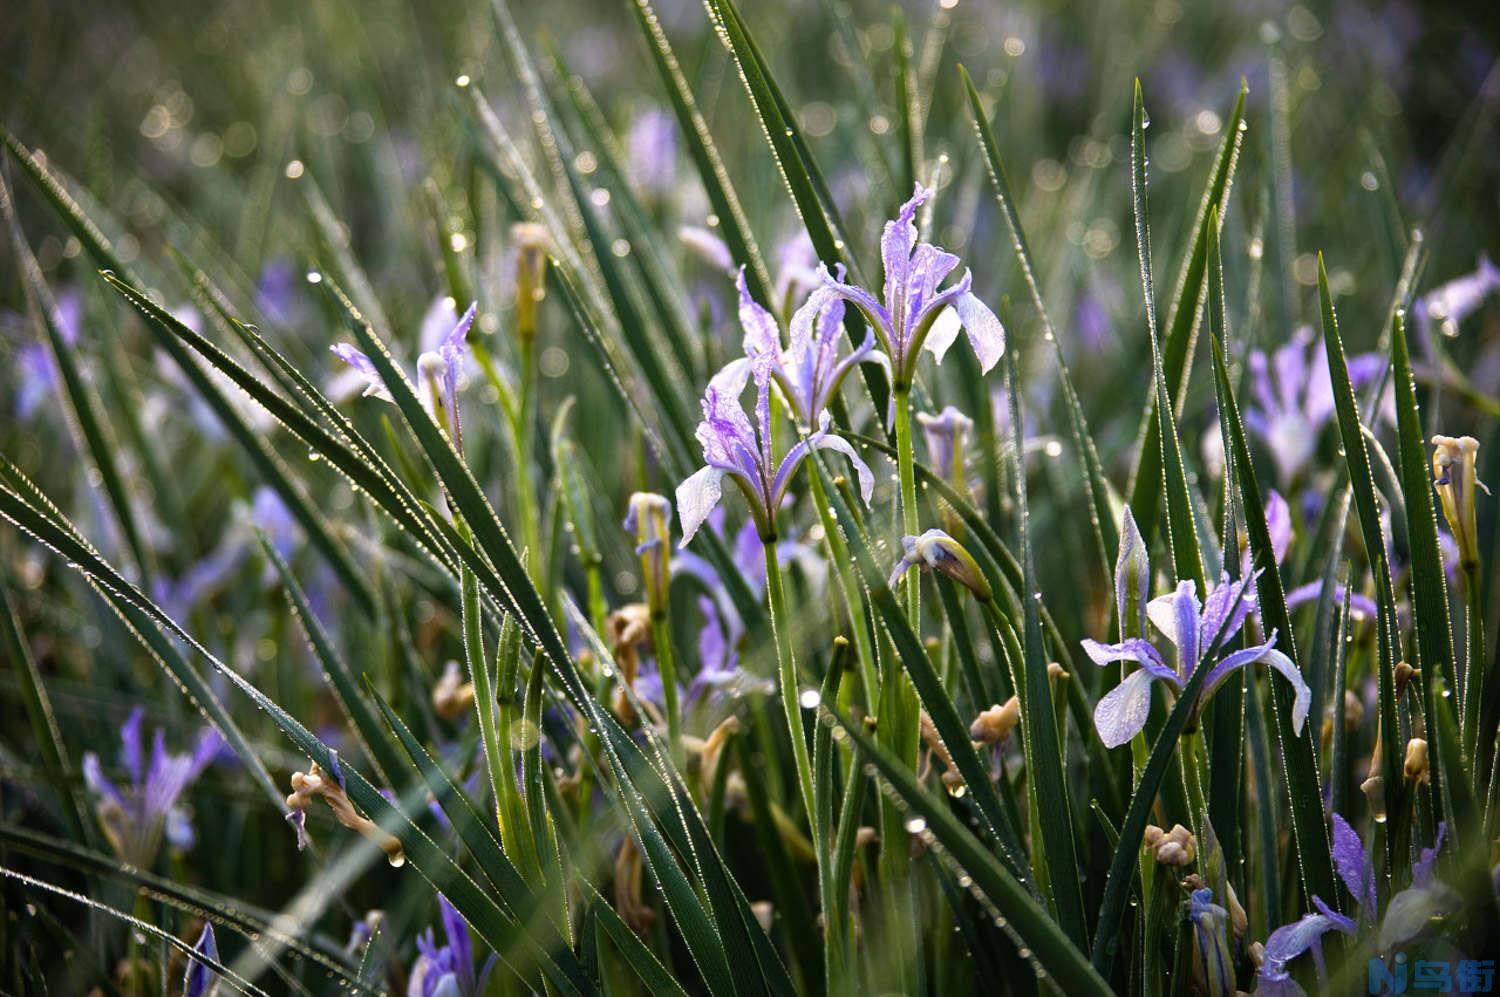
[583,882,693,997]
[1318,256,1408,883]
[1390,314,1467,826]
[1003,354,1089,949]
[1211,311,1340,916]
[1124,80,1248,549]
[820,702,1111,996]
[626,0,774,304]
[1,171,151,580]
[1,588,92,844]
[261,534,406,788]
[959,64,1118,575]
[1129,80,1206,588]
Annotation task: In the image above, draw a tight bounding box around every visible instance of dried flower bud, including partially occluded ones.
[1144,823,1197,866]
[1431,435,1488,574]
[1048,662,1068,682]
[889,529,992,602]
[511,222,549,343]
[970,697,1021,745]
[285,761,404,866]
[1404,738,1429,785]
[624,493,673,615]
[1394,661,1418,700]
[431,660,475,720]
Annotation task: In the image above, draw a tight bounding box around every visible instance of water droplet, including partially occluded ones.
[799,689,821,709]
[904,816,927,834]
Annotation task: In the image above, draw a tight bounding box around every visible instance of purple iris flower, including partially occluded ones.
[737,268,886,427]
[14,288,82,419]
[331,299,477,433]
[676,355,873,546]
[81,707,222,866]
[1256,895,1356,995]
[1244,327,1389,484]
[184,923,219,997]
[918,406,973,485]
[408,895,496,997]
[1082,508,1310,748]
[816,183,1005,386]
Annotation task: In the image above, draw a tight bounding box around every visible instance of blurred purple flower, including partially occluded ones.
[627,107,676,195]
[738,268,886,427]
[1417,254,1500,340]
[676,355,873,546]
[14,288,82,419]
[1255,489,1379,621]
[816,184,1004,385]
[81,706,221,866]
[1244,327,1388,484]
[255,257,302,324]
[408,895,496,997]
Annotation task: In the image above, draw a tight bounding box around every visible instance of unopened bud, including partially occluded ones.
[1431,435,1488,574]
[1144,823,1197,866]
[970,697,1021,744]
[889,529,992,602]
[1404,738,1429,785]
[624,493,673,615]
[512,222,549,343]
[1394,662,1418,700]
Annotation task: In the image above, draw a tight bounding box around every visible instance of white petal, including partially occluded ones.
[955,292,1005,372]
[675,467,725,547]
[921,306,963,363]
[1094,668,1159,749]
[1262,648,1311,736]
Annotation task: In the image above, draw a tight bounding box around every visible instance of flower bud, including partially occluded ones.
[1404,738,1429,785]
[889,529,992,602]
[1144,823,1197,866]
[1431,435,1488,574]
[624,492,673,615]
[512,222,549,344]
[1394,661,1418,700]
[970,697,1021,744]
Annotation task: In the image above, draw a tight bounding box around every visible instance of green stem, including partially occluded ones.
[1463,568,1489,796]
[893,387,921,627]
[650,610,682,762]
[764,539,816,822]
[515,336,543,582]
